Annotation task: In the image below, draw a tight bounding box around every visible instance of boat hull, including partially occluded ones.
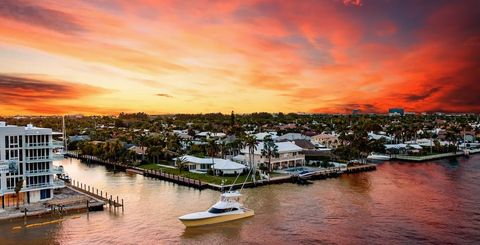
[367,156,390,161]
[180,210,254,227]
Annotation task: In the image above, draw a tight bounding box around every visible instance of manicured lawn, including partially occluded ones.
[139,163,284,185]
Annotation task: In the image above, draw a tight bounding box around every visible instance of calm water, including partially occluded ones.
[1,155,480,244]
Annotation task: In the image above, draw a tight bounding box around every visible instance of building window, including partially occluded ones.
[40,189,51,199]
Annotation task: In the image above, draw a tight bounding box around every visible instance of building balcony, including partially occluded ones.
[266,155,305,163]
[25,143,53,148]
[0,183,52,194]
[24,182,55,191]
[0,181,62,195]
[25,166,63,176]
[0,188,15,195]
[25,157,53,162]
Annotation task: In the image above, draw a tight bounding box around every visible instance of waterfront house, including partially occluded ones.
[368,132,392,141]
[311,133,340,149]
[238,141,305,170]
[174,155,246,175]
[385,143,423,154]
[128,146,148,156]
[0,122,63,210]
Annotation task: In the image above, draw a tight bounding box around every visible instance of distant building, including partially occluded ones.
[388,108,404,116]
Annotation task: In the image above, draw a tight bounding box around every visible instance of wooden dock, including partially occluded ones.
[343,164,377,173]
[66,153,206,190]
[68,179,124,210]
[143,169,207,189]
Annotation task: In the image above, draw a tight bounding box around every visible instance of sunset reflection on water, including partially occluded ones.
[1,156,479,244]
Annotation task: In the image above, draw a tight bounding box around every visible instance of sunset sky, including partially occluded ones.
[0,0,479,115]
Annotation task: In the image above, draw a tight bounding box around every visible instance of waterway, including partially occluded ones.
[1,155,479,244]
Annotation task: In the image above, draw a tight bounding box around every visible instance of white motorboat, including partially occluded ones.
[178,191,254,227]
[367,152,391,161]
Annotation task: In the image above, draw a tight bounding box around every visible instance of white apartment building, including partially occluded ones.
[0,122,63,210]
[238,141,305,170]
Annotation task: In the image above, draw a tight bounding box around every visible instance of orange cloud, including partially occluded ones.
[0,0,478,115]
[0,74,114,115]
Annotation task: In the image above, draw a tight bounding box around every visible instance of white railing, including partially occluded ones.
[26,143,53,148]
[270,155,305,162]
[25,182,52,190]
[26,169,51,175]
[26,157,53,161]
[25,166,63,175]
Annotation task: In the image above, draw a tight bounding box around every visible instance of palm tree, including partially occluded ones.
[261,135,279,172]
[110,140,123,161]
[135,134,148,162]
[232,138,245,156]
[243,135,258,181]
[175,157,188,173]
[207,139,219,175]
[15,179,23,209]
[147,145,163,164]
[445,130,458,153]
[219,141,229,159]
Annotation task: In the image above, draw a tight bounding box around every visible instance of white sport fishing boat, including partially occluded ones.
[179,169,254,227]
[367,152,391,161]
[178,191,254,227]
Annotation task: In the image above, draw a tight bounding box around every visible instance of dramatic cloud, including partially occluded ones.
[0,0,86,34]
[403,87,442,102]
[0,74,112,114]
[0,0,479,114]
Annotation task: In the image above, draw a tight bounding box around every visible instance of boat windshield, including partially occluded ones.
[221,196,240,202]
[208,207,239,214]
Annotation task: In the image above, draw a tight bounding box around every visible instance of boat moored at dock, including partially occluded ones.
[178,191,254,227]
[367,152,391,161]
